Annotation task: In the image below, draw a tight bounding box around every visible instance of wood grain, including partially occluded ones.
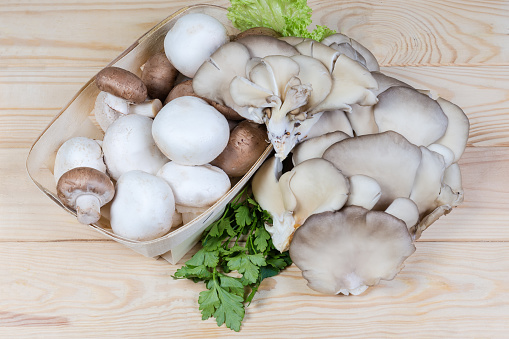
[0,242,507,337]
[1,0,508,337]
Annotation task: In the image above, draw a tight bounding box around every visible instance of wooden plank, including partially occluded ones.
[0,1,508,68]
[1,66,508,148]
[0,241,507,337]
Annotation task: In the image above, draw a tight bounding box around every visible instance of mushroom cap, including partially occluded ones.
[157,162,230,208]
[384,197,420,230]
[211,120,269,177]
[435,97,470,162]
[346,174,382,210]
[235,35,299,58]
[141,52,179,102]
[321,33,380,72]
[373,86,448,147]
[96,67,147,104]
[110,170,175,241]
[289,206,415,295]
[233,27,282,40]
[54,137,106,183]
[164,13,229,78]
[152,96,230,166]
[102,114,168,181]
[304,109,354,139]
[292,131,350,166]
[323,131,422,209]
[57,167,115,224]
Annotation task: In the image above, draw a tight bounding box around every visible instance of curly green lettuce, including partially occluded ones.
[227,0,336,41]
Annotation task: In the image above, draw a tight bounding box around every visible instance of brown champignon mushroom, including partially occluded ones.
[289,206,415,295]
[211,120,269,177]
[141,52,179,102]
[96,67,147,104]
[57,167,115,225]
[233,27,282,40]
[165,80,243,120]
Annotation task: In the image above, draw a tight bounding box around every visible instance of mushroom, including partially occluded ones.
[57,167,114,225]
[211,120,269,177]
[157,162,230,223]
[166,80,243,120]
[152,96,230,166]
[304,109,354,139]
[373,86,449,147]
[323,131,422,209]
[96,67,147,104]
[289,206,415,295]
[384,197,420,230]
[110,170,175,241]
[53,137,106,183]
[345,174,382,210]
[102,114,168,180]
[434,97,470,162]
[141,51,179,102]
[321,33,380,71]
[235,35,299,58]
[252,157,349,251]
[233,27,282,40]
[128,99,162,119]
[292,131,350,166]
[164,13,229,78]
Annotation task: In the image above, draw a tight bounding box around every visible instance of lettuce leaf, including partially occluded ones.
[227,0,336,41]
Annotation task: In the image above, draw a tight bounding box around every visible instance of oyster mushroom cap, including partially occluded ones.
[289,206,415,295]
[193,42,251,110]
[321,33,380,72]
[292,131,350,166]
[235,35,299,58]
[373,86,449,147]
[346,174,382,210]
[435,97,470,162]
[304,109,354,139]
[293,40,340,73]
[323,131,422,210]
[385,197,420,230]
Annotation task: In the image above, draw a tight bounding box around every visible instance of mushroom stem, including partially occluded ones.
[75,194,101,224]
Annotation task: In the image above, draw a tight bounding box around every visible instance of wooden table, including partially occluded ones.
[1,0,508,337]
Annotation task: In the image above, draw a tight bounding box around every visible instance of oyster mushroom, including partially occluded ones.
[289,206,415,295]
[252,157,349,251]
[235,35,298,58]
[321,33,380,71]
[57,167,114,225]
[110,170,175,241]
[346,174,382,210]
[292,131,350,166]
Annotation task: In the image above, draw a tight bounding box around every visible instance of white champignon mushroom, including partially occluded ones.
[110,170,175,241]
[102,114,168,180]
[94,91,129,132]
[164,13,229,78]
[289,206,415,295]
[54,136,106,183]
[152,96,230,166]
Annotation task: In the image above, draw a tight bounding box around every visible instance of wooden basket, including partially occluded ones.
[26,4,272,264]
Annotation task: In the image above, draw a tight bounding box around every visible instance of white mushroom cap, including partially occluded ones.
[304,109,354,139]
[164,13,229,78]
[102,114,168,181]
[157,162,230,208]
[110,170,175,241]
[292,131,350,166]
[385,197,419,230]
[435,97,470,162]
[289,207,415,295]
[54,137,106,182]
[152,96,230,166]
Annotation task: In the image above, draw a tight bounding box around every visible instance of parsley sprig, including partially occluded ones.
[173,187,292,331]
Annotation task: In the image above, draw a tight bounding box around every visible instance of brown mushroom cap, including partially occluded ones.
[96,67,147,104]
[165,80,243,120]
[289,206,415,295]
[234,27,282,40]
[57,167,115,224]
[211,120,269,177]
[141,52,179,102]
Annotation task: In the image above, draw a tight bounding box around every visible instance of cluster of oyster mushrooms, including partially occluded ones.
[53,12,469,295]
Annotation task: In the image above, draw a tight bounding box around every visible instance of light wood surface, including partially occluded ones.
[1,0,508,337]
